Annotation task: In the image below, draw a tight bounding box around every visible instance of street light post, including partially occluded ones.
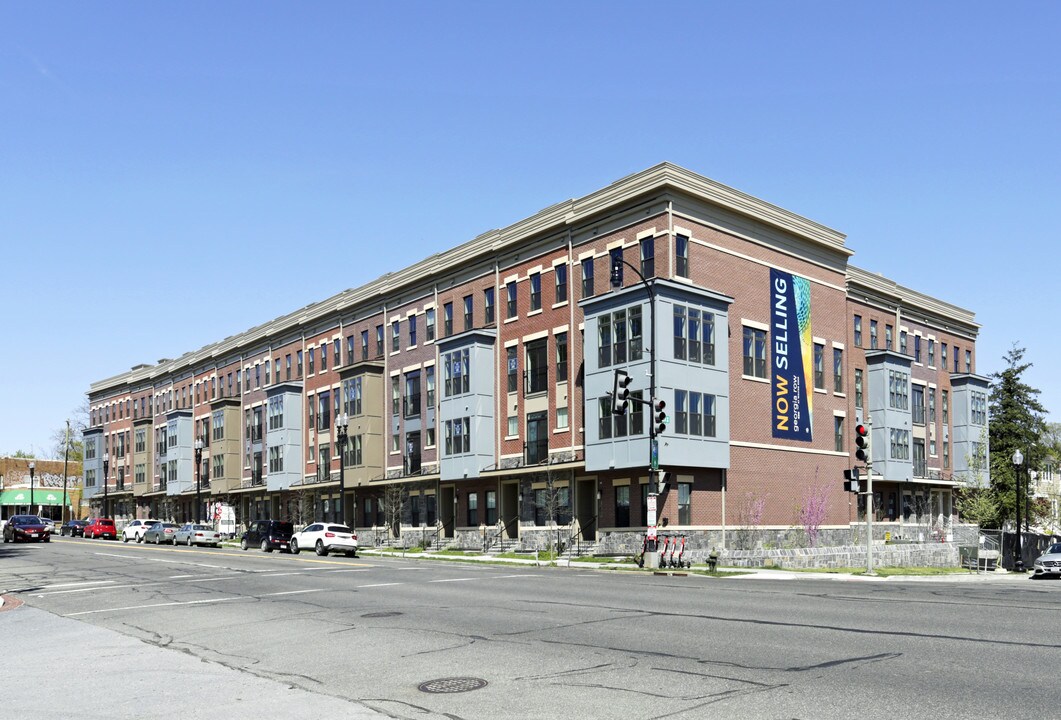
[29,461,35,513]
[194,437,204,524]
[336,413,349,525]
[102,452,110,518]
[62,420,70,524]
[610,254,659,565]
[1012,449,1025,573]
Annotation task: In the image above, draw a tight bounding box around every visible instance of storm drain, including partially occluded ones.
[418,677,489,694]
[361,611,402,618]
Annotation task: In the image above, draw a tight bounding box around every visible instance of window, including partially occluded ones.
[581,257,594,297]
[953,347,960,373]
[485,491,496,525]
[317,391,331,431]
[506,283,517,319]
[426,366,435,409]
[927,387,937,424]
[360,331,368,360]
[556,332,568,382]
[404,371,421,418]
[392,321,400,352]
[529,273,541,312]
[444,417,471,455]
[914,335,922,363]
[673,389,716,437]
[526,339,548,394]
[886,324,893,350]
[640,236,654,278]
[268,446,284,474]
[268,395,284,430]
[346,435,363,466]
[135,428,146,453]
[941,343,948,369]
[506,346,518,393]
[674,306,686,360]
[507,415,517,437]
[426,309,436,342]
[888,370,909,410]
[556,405,569,430]
[443,302,453,336]
[890,428,910,460]
[484,287,495,325]
[376,325,384,357]
[615,485,630,527]
[855,370,866,411]
[913,439,926,477]
[444,349,470,397]
[346,336,354,365]
[598,308,644,368]
[317,444,330,482]
[942,390,949,424]
[343,377,362,416]
[467,492,478,526]
[678,483,691,526]
[813,343,825,390]
[928,339,935,366]
[965,350,972,373]
[943,440,950,469]
[409,315,417,347]
[308,349,315,375]
[554,263,568,304]
[834,416,845,452]
[853,315,862,346]
[743,327,767,378]
[676,234,689,278]
[834,348,844,393]
[598,397,613,440]
[391,377,400,416]
[971,391,988,426]
[900,331,908,355]
[912,385,925,425]
[870,320,879,349]
[463,295,473,331]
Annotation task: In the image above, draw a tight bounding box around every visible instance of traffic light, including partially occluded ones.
[612,369,633,416]
[843,468,861,493]
[653,398,667,434]
[854,423,870,463]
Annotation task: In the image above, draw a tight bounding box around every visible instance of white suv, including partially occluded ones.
[122,519,161,543]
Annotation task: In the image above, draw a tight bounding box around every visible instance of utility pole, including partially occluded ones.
[62,420,70,524]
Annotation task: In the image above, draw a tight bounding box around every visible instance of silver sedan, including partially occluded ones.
[174,523,222,548]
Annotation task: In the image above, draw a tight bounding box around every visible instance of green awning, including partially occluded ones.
[0,489,70,506]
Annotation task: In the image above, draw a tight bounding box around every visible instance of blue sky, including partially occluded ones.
[2,1,1058,457]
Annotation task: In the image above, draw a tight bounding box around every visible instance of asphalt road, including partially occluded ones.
[3,537,1059,720]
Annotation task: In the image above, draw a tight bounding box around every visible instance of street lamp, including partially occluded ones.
[29,461,35,512]
[194,437,204,524]
[1012,449,1025,573]
[335,413,349,525]
[102,452,110,518]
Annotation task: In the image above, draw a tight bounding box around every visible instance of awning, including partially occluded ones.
[0,489,71,506]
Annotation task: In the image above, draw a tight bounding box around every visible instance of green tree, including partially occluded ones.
[988,345,1049,529]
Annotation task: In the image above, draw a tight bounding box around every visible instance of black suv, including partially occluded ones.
[240,520,294,552]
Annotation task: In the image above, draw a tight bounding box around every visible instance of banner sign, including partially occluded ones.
[770,268,813,441]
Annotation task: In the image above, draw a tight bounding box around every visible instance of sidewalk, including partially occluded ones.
[357,547,1036,583]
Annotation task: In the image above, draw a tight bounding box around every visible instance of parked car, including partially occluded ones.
[40,518,56,534]
[3,515,51,543]
[143,522,180,544]
[60,519,88,537]
[122,519,161,543]
[291,523,358,557]
[240,520,294,552]
[84,518,117,540]
[1032,543,1061,579]
[174,523,221,548]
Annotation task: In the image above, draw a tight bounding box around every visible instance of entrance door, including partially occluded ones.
[501,482,519,539]
[576,479,597,541]
[440,485,455,538]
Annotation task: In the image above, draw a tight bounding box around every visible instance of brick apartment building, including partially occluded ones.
[83,163,990,556]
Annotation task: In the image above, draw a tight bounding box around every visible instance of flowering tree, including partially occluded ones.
[798,483,829,548]
[736,493,767,550]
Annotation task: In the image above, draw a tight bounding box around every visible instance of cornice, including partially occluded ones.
[847,265,980,337]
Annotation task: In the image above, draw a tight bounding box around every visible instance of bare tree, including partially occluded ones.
[736,493,767,551]
[384,484,407,539]
[537,467,571,559]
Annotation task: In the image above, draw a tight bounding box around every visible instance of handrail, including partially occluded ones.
[567,517,598,557]
[423,517,455,551]
[483,519,508,554]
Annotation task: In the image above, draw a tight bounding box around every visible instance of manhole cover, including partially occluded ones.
[361,611,402,618]
[418,677,488,694]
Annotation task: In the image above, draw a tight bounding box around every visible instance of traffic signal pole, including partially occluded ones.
[854,421,875,575]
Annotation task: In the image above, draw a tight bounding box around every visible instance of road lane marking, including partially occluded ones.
[357,582,403,588]
[264,589,324,596]
[38,580,116,589]
[325,568,372,573]
[429,577,479,583]
[64,596,245,616]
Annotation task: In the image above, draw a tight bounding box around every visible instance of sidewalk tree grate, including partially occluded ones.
[418,677,488,694]
[362,611,402,618]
